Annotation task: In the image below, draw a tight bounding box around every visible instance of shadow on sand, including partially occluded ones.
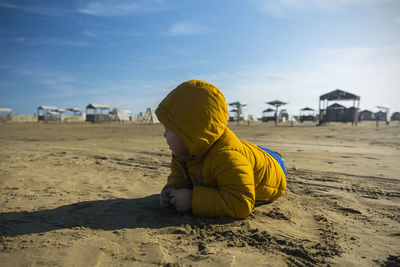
[0,194,235,237]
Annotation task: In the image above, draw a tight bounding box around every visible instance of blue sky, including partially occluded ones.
[1,0,399,117]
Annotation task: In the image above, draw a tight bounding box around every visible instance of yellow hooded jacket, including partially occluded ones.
[155,80,286,219]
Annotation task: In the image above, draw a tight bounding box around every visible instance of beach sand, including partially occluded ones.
[0,121,399,266]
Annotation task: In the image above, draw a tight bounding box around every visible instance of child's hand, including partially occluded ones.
[170,189,193,212]
[160,188,176,209]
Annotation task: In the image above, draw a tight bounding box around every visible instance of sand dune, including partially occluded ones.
[1,122,399,266]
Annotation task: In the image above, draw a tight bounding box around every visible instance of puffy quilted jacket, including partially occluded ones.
[155,80,286,219]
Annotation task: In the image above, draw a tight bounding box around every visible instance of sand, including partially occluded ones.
[0,121,399,266]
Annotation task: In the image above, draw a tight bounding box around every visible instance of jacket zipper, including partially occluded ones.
[181,162,194,189]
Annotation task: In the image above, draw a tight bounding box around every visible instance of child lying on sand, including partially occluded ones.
[156,80,286,219]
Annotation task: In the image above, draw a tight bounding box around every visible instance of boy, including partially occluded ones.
[156,80,286,219]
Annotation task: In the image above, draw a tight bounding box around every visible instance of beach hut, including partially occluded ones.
[359,110,374,121]
[391,112,400,121]
[319,89,360,125]
[228,101,248,125]
[37,105,61,122]
[110,108,132,123]
[375,111,386,121]
[0,108,13,122]
[299,107,317,122]
[325,103,346,122]
[374,106,390,126]
[377,106,390,123]
[85,104,110,123]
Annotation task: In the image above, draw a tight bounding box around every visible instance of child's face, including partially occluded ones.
[163,127,189,157]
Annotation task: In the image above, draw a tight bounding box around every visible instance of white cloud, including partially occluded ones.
[0,2,70,17]
[1,66,88,101]
[82,29,141,38]
[77,0,166,17]
[2,37,88,46]
[252,0,392,17]
[16,68,77,89]
[166,21,210,36]
[26,38,89,47]
[83,31,97,37]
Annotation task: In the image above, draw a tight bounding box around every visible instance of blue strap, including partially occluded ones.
[258,146,287,176]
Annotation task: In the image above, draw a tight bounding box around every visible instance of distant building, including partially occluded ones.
[299,107,317,122]
[85,104,110,123]
[376,106,390,125]
[0,108,13,122]
[261,108,275,122]
[319,89,360,125]
[136,108,159,123]
[263,100,287,126]
[375,111,388,121]
[228,101,248,125]
[0,108,12,114]
[37,105,61,122]
[109,108,132,122]
[359,110,374,121]
[391,112,400,121]
[326,103,346,122]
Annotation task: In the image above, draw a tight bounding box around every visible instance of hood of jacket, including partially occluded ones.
[155,80,228,159]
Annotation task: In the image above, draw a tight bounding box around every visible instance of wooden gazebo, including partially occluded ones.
[319,89,360,125]
[37,105,61,122]
[0,108,13,122]
[228,101,247,125]
[299,107,317,122]
[266,100,287,126]
[85,104,110,123]
[261,108,275,122]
